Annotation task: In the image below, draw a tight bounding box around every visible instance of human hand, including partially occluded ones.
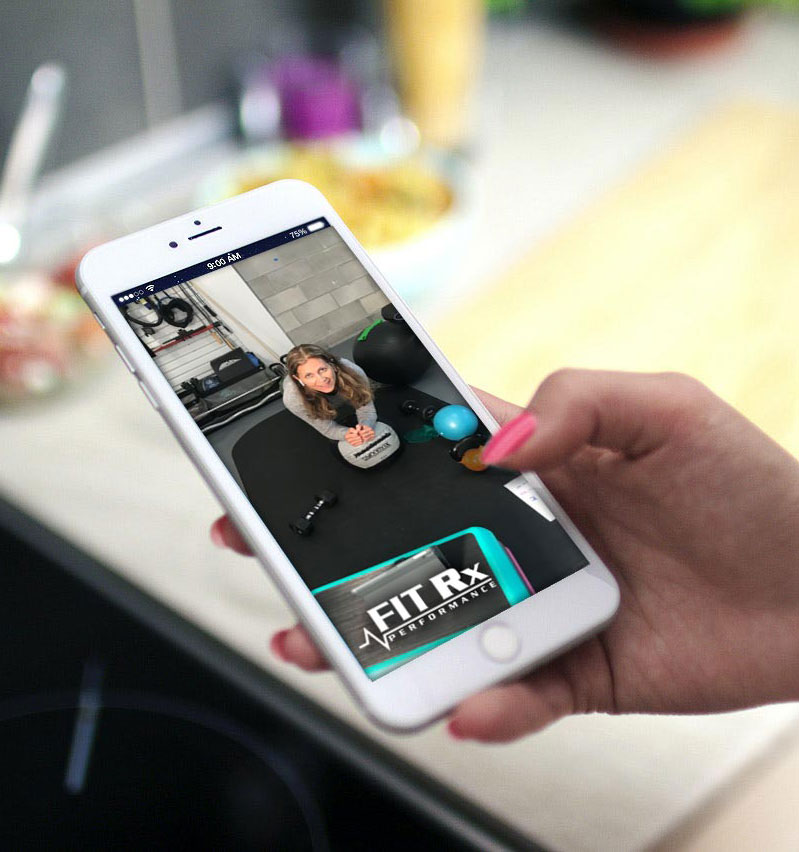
[210,514,327,670]
[344,427,364,447]
[356,424,375,443]
[211,370,799,742]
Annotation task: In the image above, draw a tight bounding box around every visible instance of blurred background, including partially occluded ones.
[1,1,799,850]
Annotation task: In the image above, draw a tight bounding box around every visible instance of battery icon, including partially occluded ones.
[307,220,324,232]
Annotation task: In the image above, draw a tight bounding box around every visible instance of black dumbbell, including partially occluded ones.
[399,399,437,422]
[290,491,338,536]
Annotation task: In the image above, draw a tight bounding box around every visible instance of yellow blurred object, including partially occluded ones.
[232,148,452,248]
[384,0,485,148]
[432,102,799,455]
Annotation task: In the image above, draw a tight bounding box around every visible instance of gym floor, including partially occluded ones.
[206,334,465,490]
[203,325,587,656]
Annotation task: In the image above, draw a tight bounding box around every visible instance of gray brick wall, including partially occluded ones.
[235,226,388,351]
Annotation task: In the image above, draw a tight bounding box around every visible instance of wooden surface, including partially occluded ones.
[433,102,799,456]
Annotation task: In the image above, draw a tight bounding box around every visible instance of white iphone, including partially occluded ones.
[77,180,619,732]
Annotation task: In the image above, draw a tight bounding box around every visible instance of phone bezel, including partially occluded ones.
[77,180,619,731]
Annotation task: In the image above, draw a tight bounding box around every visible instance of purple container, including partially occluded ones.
[274,57,361,140]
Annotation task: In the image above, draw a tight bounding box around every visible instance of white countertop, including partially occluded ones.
[4,363,798,852]
[6,362,797,850]
[5,14,799,852]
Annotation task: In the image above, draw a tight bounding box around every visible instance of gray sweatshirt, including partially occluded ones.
[282,359,378,441]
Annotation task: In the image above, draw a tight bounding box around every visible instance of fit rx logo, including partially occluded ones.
[358,563,497,652]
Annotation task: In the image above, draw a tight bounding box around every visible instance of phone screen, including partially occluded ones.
[113,218,588,679]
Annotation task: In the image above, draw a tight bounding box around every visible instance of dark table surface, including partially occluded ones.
[0,495,542,851]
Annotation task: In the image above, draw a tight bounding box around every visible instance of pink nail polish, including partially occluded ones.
[270,630,290,661]
[481,412,537,465]
[210,521,226,548]
[447,719,468,740]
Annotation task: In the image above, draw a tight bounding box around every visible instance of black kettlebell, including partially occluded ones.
[352,304,432,385]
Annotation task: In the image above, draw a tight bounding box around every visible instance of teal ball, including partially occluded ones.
[433,405,479,440]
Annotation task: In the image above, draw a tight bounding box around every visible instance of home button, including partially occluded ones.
[479,623,520,663]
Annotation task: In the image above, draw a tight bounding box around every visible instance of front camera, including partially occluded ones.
[193,220,201,225]
[169,241,178,248]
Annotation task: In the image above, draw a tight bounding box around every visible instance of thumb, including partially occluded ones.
[470,386,524,427]
[482,369,694,471]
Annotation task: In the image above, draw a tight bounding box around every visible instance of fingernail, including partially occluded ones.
[481,412,537,466]
[210,521,226,548]
[270,630,290,661]
[447,719,466,740]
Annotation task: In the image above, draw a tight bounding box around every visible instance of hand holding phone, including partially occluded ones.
[78,181,620,731]
[216,369,799,742]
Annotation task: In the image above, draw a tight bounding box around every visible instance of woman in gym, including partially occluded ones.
[283,344,377,447]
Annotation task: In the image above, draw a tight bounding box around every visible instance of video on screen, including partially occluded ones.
[116,223,587,678]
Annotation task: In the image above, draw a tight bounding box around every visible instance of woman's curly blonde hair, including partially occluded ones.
[285,344,372,420]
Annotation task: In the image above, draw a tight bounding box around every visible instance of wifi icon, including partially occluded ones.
[146,285,155,292]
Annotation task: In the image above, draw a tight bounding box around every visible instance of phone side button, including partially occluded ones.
[115,345,136,374]
[138,381,159,410]
[91,312,106,330]
[479,623,520,663]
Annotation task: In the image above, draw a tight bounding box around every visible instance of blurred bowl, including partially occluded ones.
[196,138,476,308]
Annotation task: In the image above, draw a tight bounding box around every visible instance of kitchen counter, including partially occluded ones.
[3,363,798,850]
[4,13,799,852]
